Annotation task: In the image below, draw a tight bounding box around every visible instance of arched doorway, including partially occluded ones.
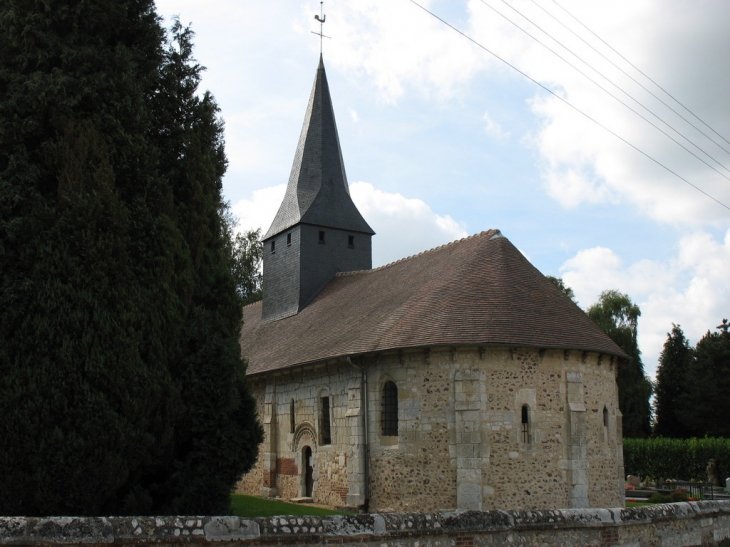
[303,446,313,498]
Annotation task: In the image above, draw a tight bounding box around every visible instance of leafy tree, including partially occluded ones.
[653,325,694,438]
[231,228,264,305]
[546,275,576,302]
[0,0,261,516]
[677,319,730,438]
[587,290,652,438]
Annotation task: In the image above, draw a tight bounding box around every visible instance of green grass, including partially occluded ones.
[229,494,350,518]
[626,501,652,507]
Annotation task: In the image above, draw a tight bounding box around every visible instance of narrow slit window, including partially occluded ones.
[521,405,531,444]
[270,240,275,253]
[320,396,331,445]
[287,232,292,246]
[348,235,354,248]
[603,406,609,428]
[290,399,296,433]
[318,230,325,243]
[381,381,398,436]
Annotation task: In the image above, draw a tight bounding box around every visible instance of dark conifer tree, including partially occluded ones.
[653,324,694,438]
[0,0,261,516]
[587,290,652,438]
[677,319,730,438]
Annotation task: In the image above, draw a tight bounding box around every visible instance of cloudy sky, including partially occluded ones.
[154,0,730,380]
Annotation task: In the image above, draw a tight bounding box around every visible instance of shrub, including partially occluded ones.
[624,437,730,482]
[648,493,671,504]
[670,488,689,502]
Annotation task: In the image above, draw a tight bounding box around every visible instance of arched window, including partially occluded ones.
[521,405,531,444]
[381,381,398,436]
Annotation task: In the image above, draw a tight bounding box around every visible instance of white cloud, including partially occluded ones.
[350,181,468,266]
[560,229,730,379]
[483,111,509,140]
[231,181,468,268]
[231,184,286,236]
[502,0,730,225]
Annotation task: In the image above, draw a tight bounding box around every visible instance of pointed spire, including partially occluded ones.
[264,57,374,240]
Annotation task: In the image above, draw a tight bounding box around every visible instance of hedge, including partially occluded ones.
[623,437,730,483]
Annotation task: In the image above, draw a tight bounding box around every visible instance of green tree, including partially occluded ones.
[677,319,730,438]
[653,324,694,438]
[587,290,652,438]
[546,275,577,302]
[0,1,261,516]
[231,228,264,305]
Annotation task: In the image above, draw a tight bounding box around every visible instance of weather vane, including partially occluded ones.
[312,1,331,54]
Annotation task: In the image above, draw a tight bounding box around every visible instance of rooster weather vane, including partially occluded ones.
[312,2,331,53]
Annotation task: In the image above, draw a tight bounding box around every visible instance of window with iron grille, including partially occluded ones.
[381,381,398,436]
[521,405,530,444]
[320,396,331,445]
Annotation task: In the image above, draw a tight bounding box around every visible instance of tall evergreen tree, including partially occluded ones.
[0,0,261,516]
[677,319,730,438]
[587,290,652,438]
[653,324,694,438]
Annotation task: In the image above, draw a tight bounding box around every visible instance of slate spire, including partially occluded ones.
[264,55,373,239]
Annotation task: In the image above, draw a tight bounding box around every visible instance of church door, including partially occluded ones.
[303,446,314,497]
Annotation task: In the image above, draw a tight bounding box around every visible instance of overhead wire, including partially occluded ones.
[405,0,730,212]
[476,0,730,180]
[539,0,730,152]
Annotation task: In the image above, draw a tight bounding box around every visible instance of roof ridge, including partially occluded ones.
[335,230,501,276]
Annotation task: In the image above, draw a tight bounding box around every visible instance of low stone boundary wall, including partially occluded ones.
[2,501,730,547]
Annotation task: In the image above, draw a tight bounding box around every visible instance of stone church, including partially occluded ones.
[237,56,626,512]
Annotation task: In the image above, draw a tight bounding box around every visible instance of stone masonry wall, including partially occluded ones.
[237,364,359,507]
[364,347,622,512]
[237,346,623,512]
[3,501,730,547]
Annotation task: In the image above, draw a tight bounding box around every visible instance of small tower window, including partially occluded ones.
[290,399,296,433]
[319,230,325,244]
[381,381,398,436]
[320,396,331,445]
[270,240,276,253]
[521,405,531,444]
[348,235,354,248]
[287,232,292,246]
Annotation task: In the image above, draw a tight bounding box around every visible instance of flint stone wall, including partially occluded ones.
[3,501,730,547]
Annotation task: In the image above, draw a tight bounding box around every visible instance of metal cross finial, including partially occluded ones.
[312,1,331,53]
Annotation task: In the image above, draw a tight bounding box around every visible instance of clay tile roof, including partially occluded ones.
[241,230,626,376]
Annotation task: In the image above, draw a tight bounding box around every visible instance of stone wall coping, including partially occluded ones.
[1,501,729,545]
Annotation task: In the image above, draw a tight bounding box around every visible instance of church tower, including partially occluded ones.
[261,56,374,323]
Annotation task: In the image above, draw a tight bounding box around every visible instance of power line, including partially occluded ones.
[405,0,730,212]
[542,0,730,152]
[475,0,730,180]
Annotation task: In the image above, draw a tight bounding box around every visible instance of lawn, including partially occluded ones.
[229,494,349,518]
